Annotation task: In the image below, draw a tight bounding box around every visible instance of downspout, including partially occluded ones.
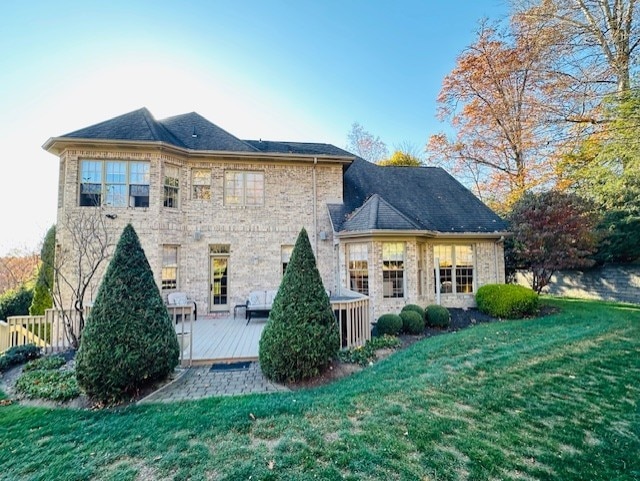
[313,157,318,255]
[494,236,505,283]
[435,256,441,305]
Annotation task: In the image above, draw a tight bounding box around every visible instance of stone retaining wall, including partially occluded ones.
[516,264,640,305]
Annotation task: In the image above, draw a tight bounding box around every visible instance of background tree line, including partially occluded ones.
[347,0,639,291]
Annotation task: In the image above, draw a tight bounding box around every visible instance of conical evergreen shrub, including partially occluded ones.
[30,225,55,315]
[259,227,340,382]
[76,224,179,403]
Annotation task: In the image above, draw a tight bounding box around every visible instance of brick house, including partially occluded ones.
[43,108,508,321]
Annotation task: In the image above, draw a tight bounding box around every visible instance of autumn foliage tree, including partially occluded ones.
[427,20,559,211]
[507,190,598,293]
[377,150,424,167]
[346,122,389,163]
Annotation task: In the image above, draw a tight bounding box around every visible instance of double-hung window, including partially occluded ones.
[164,165,180,208]
[434,245,474,294]
[79,160,149,207]
[192,169,211,200]
[224,171,264,206]
[382,242,405,298]
[281,245,293,275]
[348,243,369,295]
[162,245,178,290]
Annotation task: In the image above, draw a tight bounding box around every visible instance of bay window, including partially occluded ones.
[434,245,474,294]
[382,242,404,298]
[348,243,369,295]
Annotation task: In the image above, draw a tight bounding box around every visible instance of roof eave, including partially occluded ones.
[335,229,511,239]
[43,137,355,164]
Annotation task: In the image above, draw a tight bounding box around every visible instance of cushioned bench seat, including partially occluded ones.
[245,289,278,324]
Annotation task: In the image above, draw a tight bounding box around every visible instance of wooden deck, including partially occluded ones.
[175,314,268,365]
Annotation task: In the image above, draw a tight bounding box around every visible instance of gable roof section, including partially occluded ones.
[341,194,421,231]
[331,157,507,234]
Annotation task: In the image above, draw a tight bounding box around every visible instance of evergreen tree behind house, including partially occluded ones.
[76,224,179,404]
[259,227,340,383]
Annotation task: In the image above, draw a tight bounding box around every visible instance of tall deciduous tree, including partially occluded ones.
[508,190,598,292]
[346,122,389,163]
[559,91,640,262]
[377,150,424,167]
[515,0,639,98]
[427,20,558,211]
[52,209,112,348]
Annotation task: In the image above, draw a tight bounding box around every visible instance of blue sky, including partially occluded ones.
[0,0,508,256]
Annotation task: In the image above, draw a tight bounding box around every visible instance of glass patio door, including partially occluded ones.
[210,245,230,311]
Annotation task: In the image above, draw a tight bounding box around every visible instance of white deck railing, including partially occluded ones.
[0,308,89,355]
[331,293,371,349]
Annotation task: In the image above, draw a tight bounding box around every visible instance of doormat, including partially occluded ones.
[210,361,253,372]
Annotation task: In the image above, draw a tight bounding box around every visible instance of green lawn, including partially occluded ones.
[0,297,638,480]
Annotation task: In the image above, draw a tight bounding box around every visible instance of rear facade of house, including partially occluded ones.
[44,108,508,321]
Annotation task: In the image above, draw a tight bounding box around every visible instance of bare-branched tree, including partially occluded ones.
[51,207,113,349]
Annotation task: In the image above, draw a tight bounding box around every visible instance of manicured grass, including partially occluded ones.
[0,297,638,480]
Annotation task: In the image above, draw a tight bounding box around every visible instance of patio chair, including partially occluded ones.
[166,292,197,323]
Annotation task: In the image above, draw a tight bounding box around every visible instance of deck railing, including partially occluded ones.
[331,293,371,349]
[0,307,90,355]
[169,305,194,367]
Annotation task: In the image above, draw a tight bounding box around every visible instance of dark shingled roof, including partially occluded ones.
[62,107,184,146]
[330,157,507,234]
[341,194,421,231]
[59,108,353,157]
[245,139,354,157]
[160,112,257,152]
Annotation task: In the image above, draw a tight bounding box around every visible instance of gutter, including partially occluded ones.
[334,229,511,240]
[42,137,355,164]
[313,157,318,255]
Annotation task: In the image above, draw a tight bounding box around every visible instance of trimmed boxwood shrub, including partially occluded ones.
[426,304,451,328]
[259,228,340,383]
[401,304,425,320]
[0,344,41,373]
[75,224,180,404]
[400,310,424,335]
[476,284,539,319]
[376,313,403,336]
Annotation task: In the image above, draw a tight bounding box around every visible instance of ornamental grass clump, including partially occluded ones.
[75,224,180,404]
[259,228,340,383]
[476,284,539,319]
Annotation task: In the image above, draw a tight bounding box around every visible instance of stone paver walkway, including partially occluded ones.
[138,362,290,403]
